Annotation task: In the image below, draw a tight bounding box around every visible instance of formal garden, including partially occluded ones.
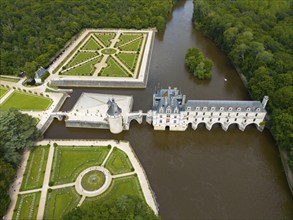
[0,91,52,111]
[21,146,50,191]
[13,192,41,220]
[57,30,147,78]
[13,143,151,219]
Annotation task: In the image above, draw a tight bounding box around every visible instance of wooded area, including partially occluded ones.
[192,0,293,167]
[0,0,173,76]
[185,48,213,79]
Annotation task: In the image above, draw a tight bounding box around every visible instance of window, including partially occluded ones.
[256,108,260,112]
[187,106,191,111]
[219,113,222,116]
[203,112,205,116]
[253,119,256,122]
[228,107,232,111]
[196,107,200,111]
[174,115,177,118]
[227,119,229,122]
[211,113,213,116]
[244,120,247,123]
[218,118,220,121]
[174,120,177,123]
[255,113,258,117]
[220,107,224,111]
[246,113,248,117]
[234,118,237,121]
[159,120,162,123]
[210,119,212,122]
[247,107,251,111]
[203,107,207,111]
[237,107,241,111]
[160,115,162,118]
[211,107,215,111]
[196,112,198,116]
[236,113,239,116]
[202,117,204,120]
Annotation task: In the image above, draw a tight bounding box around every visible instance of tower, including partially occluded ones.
[107,99,123,134]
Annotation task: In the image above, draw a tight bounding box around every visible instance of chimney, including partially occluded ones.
[262,96,269,109]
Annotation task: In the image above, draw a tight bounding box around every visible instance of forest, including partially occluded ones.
[0,0,173,76]
[192,0,293,168]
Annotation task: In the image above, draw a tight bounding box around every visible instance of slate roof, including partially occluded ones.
[185,100,265,112]
[35,67,47,79]
[107,99,122,116]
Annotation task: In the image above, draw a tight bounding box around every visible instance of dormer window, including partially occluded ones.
[237,107,241,111]
[187,106,191,111]
[211,107,215,111]
[196,107,200,111]
[203,107,207,111]
[220,107,224,111]
[256,108,260,112]
[228,107,233,111]
[166,108,171,113]
[159,107,163,113]
[247,107,251,111]
[174,108,179,114]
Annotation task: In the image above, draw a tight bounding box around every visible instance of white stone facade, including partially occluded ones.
[147,87,268,132]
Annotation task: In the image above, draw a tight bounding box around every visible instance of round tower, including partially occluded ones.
[107,99,123,134]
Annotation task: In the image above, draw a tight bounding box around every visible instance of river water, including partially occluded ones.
[45,1,293,219]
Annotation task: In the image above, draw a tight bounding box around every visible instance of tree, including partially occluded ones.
[0,109,42,165]
[64,195,160,220]
[0,158,15,217]
[185,48,213,80]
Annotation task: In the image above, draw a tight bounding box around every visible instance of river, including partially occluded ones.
[45,0,293,219]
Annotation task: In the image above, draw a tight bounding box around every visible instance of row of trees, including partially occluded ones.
[0,109,41,217]
[64,195,160,220]
[185,48,213,79]
[0,0,173,77]
[192,0,293,167]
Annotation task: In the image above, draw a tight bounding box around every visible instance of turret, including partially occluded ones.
[106,99,123,134]
[262,96,269,109]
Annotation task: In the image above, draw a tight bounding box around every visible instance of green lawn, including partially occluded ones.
[0,76,20,82]
[50,146,110,185]
[100,57,130,77]
[21,146,49,191]
[81,170,105,191]
[44,187,80,219]
[81,37,101,50]
[94,33,115,47]
[0,87,9,99]
[84,175,144,205]
[0,91,52,111]
[105,147,133,175]
[13,192,41,220]
[117,53,138,71]
[119,37,142,51]
[65,52,99,68]
[63,57,101,76]
[116,34,142,47]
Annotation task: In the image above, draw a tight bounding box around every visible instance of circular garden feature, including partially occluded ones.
[81,170,106,191]
[101,48,117,54]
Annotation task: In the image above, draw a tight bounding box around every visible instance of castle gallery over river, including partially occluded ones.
[52,87,268,134]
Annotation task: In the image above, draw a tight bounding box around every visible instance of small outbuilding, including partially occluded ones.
[34,67,47,84]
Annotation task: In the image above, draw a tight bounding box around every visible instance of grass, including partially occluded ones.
[62,57,101,76]
[94,33,115,47]
[81,37,101,50]
[13,192,41,220]
[81,170,105,191]
[0,91,52,111]
[116,34,142,47]
[100,57,130,77]
[65,52,99,68]
[0,87,9,99]
[0,76,20,82]
[44,187,80,219]
[117,53,138,71]
[21,146,49,191]
[50,146,110,185]
[120,37,142,51]
[105,147,133,175]
[83,175,144,205]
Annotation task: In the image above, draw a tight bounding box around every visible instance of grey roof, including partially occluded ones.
[35,67,47,78]
[185,100,265,112]
[153,88,184,113]
[107,99,122,116]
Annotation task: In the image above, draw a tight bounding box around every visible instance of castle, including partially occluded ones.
[146,87,268,132]
[52,87,268,134]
